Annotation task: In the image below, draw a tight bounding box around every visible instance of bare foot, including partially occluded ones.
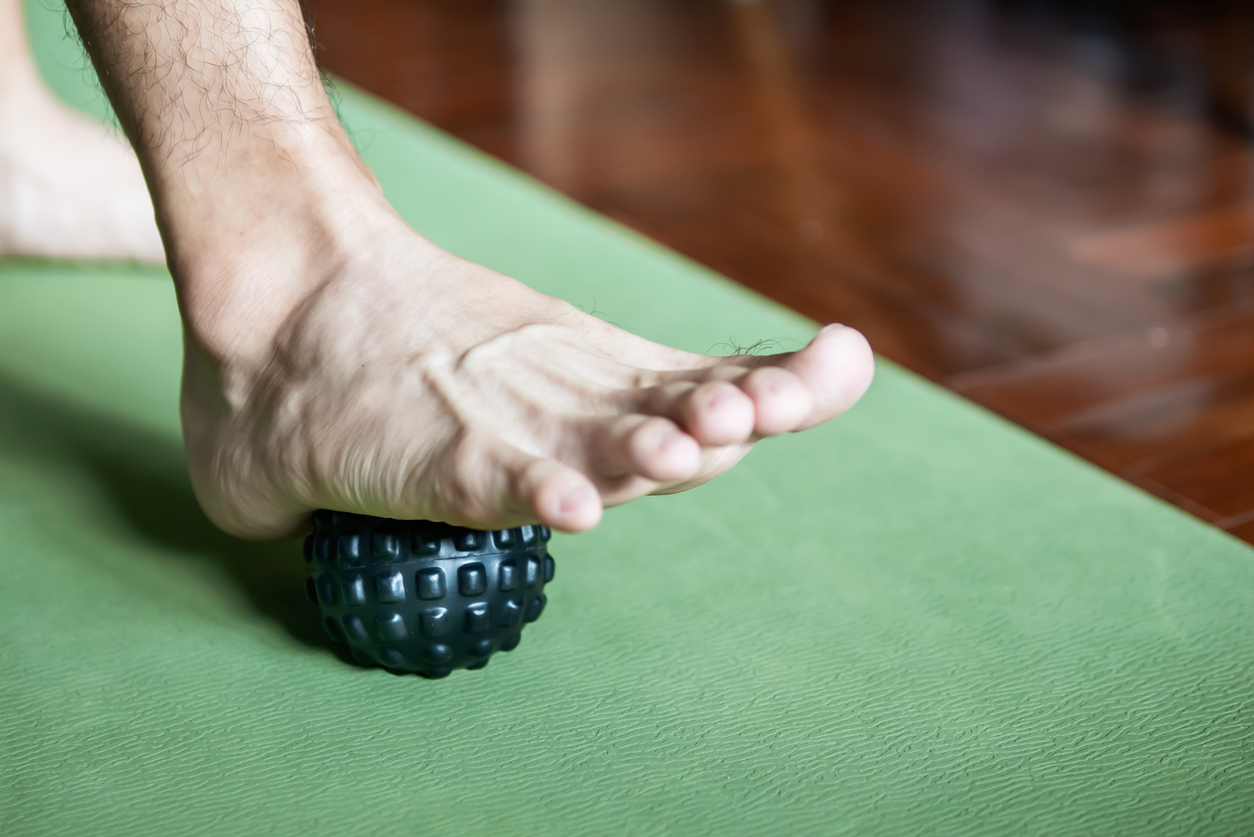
[180,185,874,539]
[0,75,164,262]
[55,0,871,538]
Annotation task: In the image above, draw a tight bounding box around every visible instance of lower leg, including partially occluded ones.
[63,0,874,537]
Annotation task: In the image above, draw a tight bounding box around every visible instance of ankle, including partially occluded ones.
[167,126,393,372]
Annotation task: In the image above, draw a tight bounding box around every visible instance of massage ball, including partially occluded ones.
[304,510,555,677]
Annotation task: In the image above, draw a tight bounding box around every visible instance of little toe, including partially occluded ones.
[599,415,701,483]
[521,457,604,533]
[738,366,813,436]
[442,440,603,533]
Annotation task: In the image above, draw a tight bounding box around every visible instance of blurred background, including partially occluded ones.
[301,0,1254,543]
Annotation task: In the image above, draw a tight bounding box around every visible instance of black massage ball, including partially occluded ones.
[304,510,554,677]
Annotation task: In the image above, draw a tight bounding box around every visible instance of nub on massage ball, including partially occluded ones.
[304,510,555,678]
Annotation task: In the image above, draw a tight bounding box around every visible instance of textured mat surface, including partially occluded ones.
[3,3,1252,834]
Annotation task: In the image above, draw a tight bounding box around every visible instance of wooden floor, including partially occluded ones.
[302,0,1254,543]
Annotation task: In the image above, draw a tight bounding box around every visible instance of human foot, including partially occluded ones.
[62,0,872,539]
[0,73,164,262]
[180,193,874,539]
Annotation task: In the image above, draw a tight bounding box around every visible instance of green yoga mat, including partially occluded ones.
[4,3,1252,834]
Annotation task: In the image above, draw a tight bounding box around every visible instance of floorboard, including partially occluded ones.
[302,0,1254,544]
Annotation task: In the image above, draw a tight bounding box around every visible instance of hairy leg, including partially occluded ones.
[0,0,162,261]
[66,0,874,538]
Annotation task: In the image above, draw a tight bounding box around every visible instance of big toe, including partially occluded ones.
[784,324,875,430]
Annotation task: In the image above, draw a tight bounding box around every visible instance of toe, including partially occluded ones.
[635,326,871,441]
[527,459,604,533]
[781,324,875,430]
[635,379,756,446]
[598,415,702,483]
[738,366,813,436]
[441,439,603,533]
[679,380,757,446]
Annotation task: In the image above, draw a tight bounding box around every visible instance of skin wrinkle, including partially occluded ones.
[456,326,628,413]
[247,280,460,513]
[61,0,873,537]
